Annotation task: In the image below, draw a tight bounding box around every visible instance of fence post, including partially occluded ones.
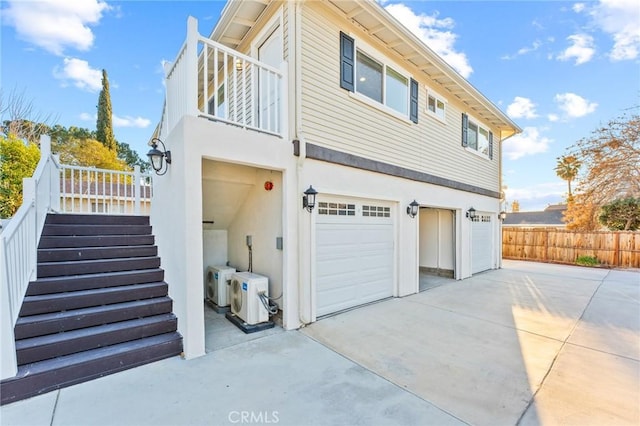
[134,166,141,215]
[614,232,620,267]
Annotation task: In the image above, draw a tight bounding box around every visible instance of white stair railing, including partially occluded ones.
[1,135,59,379]
[1,136,154,379]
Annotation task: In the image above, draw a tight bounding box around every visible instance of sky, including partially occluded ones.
[1,0,638,211]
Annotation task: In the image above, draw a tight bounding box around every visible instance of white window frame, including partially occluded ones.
[350,39,413,121]
[426,89,447,123]
[465,114,491,159]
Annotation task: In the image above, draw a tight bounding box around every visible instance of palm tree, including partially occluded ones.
[555,155,581,198]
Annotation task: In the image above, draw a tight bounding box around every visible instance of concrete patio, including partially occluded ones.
[2,260,638,425]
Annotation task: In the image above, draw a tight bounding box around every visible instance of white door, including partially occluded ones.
[315,199,394,317]
[258,28,281,133]
[471,213,493,274]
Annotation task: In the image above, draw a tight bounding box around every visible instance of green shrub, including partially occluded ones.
[576,255,599,267]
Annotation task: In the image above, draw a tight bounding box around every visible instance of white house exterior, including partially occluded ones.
[151,0,521,359]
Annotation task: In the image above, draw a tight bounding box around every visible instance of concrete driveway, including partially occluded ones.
[2,260,638,425]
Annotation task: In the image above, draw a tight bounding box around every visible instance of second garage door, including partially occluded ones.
[471,213,494,274]
[315,199,394,317]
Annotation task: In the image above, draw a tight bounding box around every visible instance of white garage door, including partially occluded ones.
[316,200,394,317]
[471,213,493,274]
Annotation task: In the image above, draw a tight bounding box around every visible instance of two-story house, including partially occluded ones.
[150,0,521,359]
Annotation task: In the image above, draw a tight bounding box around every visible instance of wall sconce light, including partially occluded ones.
[147,138,172,176]
[499,211,507,221]
[302,185,317,213]
[406,200,419,218]
[235,58,244,71]
[466,207,477,220]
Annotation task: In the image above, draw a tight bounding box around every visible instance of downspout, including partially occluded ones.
[293,0,312,326]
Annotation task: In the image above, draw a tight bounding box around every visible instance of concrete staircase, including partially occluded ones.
[0,214,182,405]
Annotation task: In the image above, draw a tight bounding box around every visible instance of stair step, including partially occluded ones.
[1,332,182,405]
[39,234,155,249]
[16,314,178,365]
[26,269,165,296]
[38,245,158,262]
[20,282,168,316]
[15,297,174,339]
[41,224,152,237]
[45,214,149,226]
[38,256,161,278]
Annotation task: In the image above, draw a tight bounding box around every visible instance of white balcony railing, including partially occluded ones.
[1,136,153,379]
[60,165,152,215]
[159,16,287,141]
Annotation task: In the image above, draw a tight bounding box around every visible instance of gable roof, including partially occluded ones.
[503,206,567,226]
[210,0,521,139]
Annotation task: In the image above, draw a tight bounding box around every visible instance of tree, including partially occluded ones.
[0,134,40,217]
[598,197,640,231]
[117,141,149,173]
[53,137,130,171]
[0,87,56,144]
[564,108,640,230]
[555,155,581,199]
[96,69,116,151]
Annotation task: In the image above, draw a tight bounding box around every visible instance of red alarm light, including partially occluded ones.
[264,181,274,191]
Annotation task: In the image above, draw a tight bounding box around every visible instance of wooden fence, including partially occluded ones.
[502,227,640,268]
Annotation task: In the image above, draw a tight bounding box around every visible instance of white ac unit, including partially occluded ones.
[229,272,269,325]
[205,266,236,307]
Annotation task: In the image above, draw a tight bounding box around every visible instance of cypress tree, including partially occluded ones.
[96,69,116,151]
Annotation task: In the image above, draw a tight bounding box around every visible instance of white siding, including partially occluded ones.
[300,2,500,193]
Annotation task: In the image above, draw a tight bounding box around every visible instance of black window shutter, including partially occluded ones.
[410,78,419,123]
[488,131,494,159]
[461,113,469,147]
[340,32,355,92]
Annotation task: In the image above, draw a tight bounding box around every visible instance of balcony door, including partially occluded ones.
[257,26,282,134]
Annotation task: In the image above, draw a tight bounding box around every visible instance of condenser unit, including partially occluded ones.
[205,266,236,307]
[229,272,269,325]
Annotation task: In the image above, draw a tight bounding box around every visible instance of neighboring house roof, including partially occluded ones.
[503,205,567,226]
[209,0,521,139]
[60,180,152,199]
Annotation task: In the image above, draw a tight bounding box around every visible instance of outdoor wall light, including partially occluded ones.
[407,200,419,218]
[147,138,172,176]
[302,185,317,213]
[466,207,477,220]
[499,211,507,221]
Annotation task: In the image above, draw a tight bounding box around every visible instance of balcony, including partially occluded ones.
[157,17,287,141]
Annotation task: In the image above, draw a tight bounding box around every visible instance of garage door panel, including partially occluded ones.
[472,214,493,274]
[316,205,394,317]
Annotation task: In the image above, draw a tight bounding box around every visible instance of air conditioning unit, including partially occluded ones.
[229,272,269,325]
[205,266,236,307]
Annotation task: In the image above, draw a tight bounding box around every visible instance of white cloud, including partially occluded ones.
[79,112,94,121]
[502,127,551,160]
[3,0,110,56]
[112,115,151,128]
[554,93,598,118]
[504,182,566,211]
[572,3,586,13]
[547,113,560,122]
[384,3,473,78]
[589,0,640,61]
[502,40,542,60]
[557,34,595,65]
[53,58,102,92]
[507,97,538,119]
